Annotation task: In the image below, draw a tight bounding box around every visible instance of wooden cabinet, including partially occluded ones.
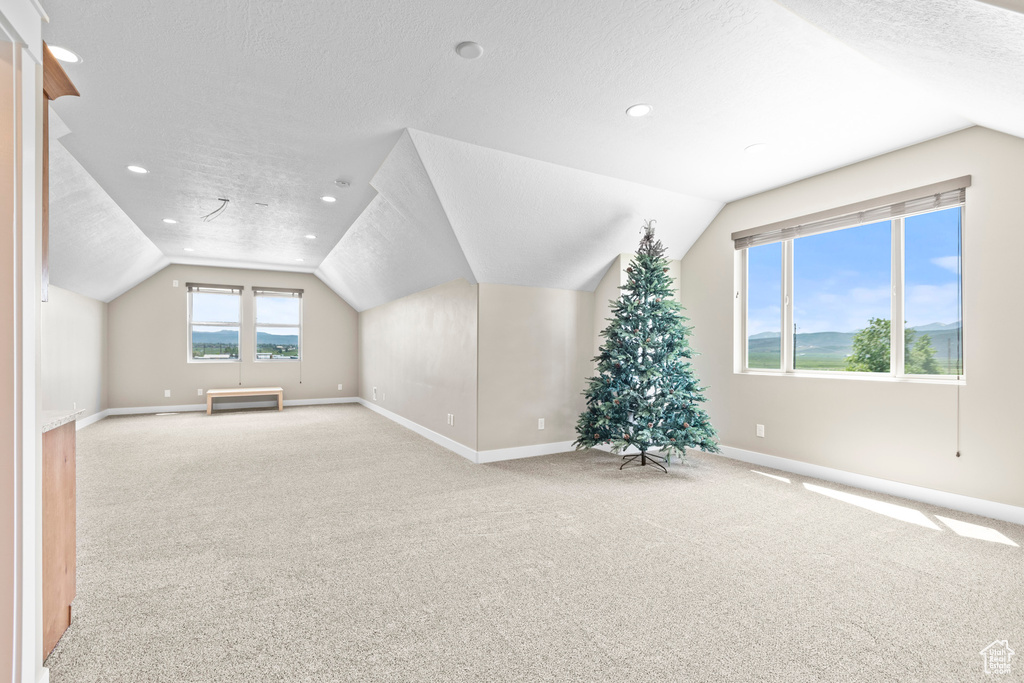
[41,420,76,660]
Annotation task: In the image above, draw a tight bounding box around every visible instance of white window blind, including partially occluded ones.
[186,283,243,295]
[252,286,303,297]
[731,176,971,250]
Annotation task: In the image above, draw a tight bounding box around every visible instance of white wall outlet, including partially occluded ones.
[446,413,454,426]
[197,388,203,396]
[164,389,171,398]
[756,424,765,438]
[372,387,377,400]
[538,418,545,430]
[337,383,343,391]
[172,279,179,287]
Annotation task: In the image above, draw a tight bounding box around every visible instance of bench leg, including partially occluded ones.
[277,394,283,411]
[207,395,212,415]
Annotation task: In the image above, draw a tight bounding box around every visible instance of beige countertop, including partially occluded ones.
[39,408,85,433]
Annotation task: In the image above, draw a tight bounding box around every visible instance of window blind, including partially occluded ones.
[186,283,243,294]
[252,286,303,297]
[731,176,971,250]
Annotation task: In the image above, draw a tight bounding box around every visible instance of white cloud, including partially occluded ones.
[931,256,960,273]
[905,282,960,328]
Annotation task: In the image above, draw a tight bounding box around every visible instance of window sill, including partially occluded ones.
[737,369,964,385]
[188,359,241,364]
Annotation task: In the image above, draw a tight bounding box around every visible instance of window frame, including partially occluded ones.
[253,287,303,362]
[186,283,243,364]
[737,205,964,383]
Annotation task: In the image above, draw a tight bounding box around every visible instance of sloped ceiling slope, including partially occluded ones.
[775,0,1024,139]
[410,130,724,292]
[41,0,979,297]
[48,116,168,303]
[315,131,475,311]
[316,129,722,310]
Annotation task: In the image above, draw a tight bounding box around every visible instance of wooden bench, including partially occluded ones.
[206,387,283,415]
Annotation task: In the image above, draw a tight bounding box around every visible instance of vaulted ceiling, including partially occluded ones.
[41,0,1023,305]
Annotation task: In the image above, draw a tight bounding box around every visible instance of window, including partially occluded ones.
[254,287,302,360]
[735,177,966,380]
[188,283,242,361]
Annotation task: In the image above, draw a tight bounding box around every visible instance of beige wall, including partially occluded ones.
[478,284,594,451]
[41,285,108,418]
[107,264,358,408]
[680,126,1024,507]
[358,279,478,449]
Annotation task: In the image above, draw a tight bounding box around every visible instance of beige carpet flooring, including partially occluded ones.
[45,404,1023,682]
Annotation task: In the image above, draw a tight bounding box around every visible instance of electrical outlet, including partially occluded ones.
[197,388,203,396]
[446,413,454,426]
[337,383,343,391]
[756,424,765,438]
[372,387,377,401]
[538,418,545,430]
[164,389,171,398]
[172,279,179,287]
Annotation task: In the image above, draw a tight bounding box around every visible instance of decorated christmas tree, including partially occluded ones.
[574,221,718,471]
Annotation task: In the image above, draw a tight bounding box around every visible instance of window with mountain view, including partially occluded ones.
[254,287,302,360]
[188,284,242,361]
[737,179,966,380]
[794,219,891,372]
[904,207,962,375]
[747,242,782,369]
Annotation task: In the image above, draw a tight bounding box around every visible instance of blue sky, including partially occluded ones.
[748,207,961,335]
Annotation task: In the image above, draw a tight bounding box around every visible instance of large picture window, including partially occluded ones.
[187,283,243,361]
[254,287,302,360]
[735,178,966,380]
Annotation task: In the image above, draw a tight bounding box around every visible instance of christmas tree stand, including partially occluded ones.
[620,450,668,474]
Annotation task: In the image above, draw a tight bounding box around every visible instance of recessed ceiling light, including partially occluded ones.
[321,196,336,203]
[127,165,149,174]
[305,234,316,240]
[334,180,350,188]
[744,143,769,154]
[162,218,177,224]
[47,45,81,64]
[295,258,304,262]
[183,247,194,252]
[625,103,653,118]
[455,41,484,59]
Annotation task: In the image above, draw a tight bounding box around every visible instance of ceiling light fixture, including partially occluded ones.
[47,45,81,64]
[321,196,336,203]
[295,258,304,262]
[127,165,149,174]
[305,234,316,240]
[744,142,769,154]
[183,247,194,252]
[455,41,484,59]
[162,218,177,224]
[625,103,653,118]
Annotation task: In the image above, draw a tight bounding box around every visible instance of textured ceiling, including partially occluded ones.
[774,0,1024,139]
[38,0,1021,306]
[48,117,168,302]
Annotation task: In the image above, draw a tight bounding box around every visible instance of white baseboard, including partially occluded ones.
[101,397,359,418]
[357,399,478,462]
[477,441,576,464]
[718,444,1024,526]
[355,399,578,464]
[76,409,110,430]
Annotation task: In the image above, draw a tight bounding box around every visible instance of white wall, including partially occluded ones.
[680,126,1024,508]
[107,265,358,409]
[477,284,594,451]
[40,286,107,418]
[358,279,478,449]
